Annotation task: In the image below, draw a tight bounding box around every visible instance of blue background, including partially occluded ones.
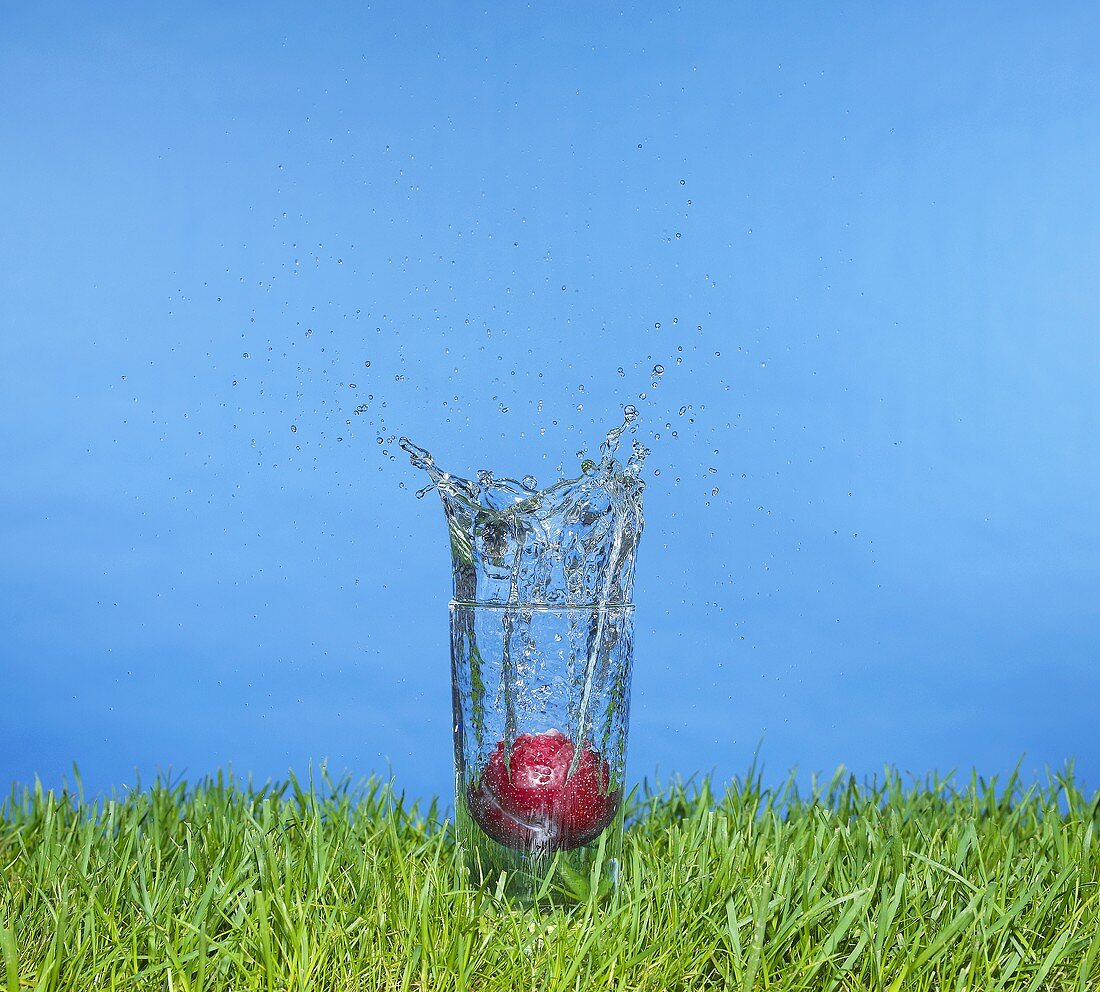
[3,3,1098,801]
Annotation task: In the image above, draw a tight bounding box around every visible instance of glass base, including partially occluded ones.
[455,795,623,907]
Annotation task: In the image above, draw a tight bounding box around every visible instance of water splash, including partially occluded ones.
[401,410,646,758]
[399,407,645,608]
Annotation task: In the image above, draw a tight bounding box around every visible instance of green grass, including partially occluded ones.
[2,767,1098,991]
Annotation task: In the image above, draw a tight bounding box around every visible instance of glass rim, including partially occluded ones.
[450,599,634,612]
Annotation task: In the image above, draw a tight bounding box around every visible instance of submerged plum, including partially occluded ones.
[467,729,620,852]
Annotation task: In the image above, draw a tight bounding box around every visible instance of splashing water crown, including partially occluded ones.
[400,409,645,608]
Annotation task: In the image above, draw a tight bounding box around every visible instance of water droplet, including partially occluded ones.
[654,322,661,329]
[364,360,372,368]
[290,425,297,433]
[711,487,720,496]
[242,352,250,359]
[653,364,664,375]
[678,406,687,416]
[623,404,638,419]
[521,475,538,490]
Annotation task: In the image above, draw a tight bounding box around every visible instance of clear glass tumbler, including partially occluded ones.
[450,601,634,904]
[400,417,645,905]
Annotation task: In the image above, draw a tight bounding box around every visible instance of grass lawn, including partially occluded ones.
[2,767,1097,991]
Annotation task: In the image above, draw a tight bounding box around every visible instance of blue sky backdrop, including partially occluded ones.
[2,3,1098,801]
